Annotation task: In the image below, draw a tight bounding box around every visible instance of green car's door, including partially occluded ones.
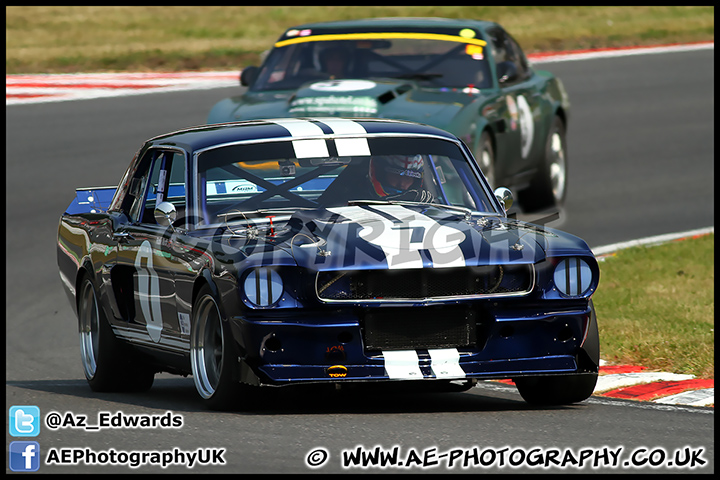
[486,26,548,188]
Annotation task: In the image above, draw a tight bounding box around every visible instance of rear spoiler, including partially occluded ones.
[64,186,117,215]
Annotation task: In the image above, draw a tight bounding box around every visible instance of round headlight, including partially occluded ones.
[244,267,283,307]
[553,257,593,297]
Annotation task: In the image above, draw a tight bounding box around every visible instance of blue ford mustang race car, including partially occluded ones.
[57,118,599,410]
[208,17,571,213]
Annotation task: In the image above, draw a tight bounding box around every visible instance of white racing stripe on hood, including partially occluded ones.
[328,204,467,269]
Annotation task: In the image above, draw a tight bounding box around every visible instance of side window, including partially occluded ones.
[487,29,508,65]
[148,152,185,207]
[487,28,529,84]
[504,32,530,79]
[126,151,158,222]
[125,150,186,224]
[165,152,186,204]
[257,44,301,87]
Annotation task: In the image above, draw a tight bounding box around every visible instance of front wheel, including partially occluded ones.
[190,285,255,410]
[514,373,598,406]
[514,301,599,405]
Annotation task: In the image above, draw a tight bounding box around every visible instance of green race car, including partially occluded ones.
[208,17,570,212]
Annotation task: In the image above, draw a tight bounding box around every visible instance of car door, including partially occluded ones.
[486,26,546,183]
[111,148,190,353]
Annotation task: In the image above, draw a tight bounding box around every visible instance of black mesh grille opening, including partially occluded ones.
[317,265,532,301]
[363,306,478,351]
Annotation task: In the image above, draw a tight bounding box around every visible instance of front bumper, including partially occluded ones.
[229,305,595,385]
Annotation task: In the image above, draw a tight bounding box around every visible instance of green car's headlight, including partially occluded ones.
[244,267,283,307]
[553,257,593,297]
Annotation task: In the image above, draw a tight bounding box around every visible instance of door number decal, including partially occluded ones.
[135,240,163,342]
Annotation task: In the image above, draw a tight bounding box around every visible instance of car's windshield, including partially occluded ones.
[251,33,492,91]
[194,136,496,227]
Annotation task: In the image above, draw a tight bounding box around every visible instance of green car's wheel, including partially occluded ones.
[475,131,496,190]
[518,116,568,212]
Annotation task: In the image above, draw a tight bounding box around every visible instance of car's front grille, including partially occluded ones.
[316,265,533,302]
[362,306,478,351]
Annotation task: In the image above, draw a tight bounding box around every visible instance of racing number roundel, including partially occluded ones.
[310,79,376,92]
[516,94,534,159]
[507,94,534,159]
[135,240,163,342]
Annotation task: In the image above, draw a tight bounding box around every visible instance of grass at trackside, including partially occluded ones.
[5,6,715,74]
[593,234,714,379]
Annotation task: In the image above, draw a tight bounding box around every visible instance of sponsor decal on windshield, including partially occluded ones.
[289,95,378,115]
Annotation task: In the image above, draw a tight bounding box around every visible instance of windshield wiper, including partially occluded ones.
[217,206,316,219]
[392,73,443,81]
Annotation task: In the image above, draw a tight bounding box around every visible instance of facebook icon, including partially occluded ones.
[9,441,40,472]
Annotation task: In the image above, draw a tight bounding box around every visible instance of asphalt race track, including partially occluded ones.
[5,48,714,473]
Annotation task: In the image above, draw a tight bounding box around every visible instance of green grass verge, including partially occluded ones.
[5,6,715,74]
[593,234,714,379]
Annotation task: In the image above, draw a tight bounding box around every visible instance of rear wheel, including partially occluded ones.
[190,285,255,410]
[78,275,154,392]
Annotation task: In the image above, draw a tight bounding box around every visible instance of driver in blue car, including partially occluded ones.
[368,155,435,203]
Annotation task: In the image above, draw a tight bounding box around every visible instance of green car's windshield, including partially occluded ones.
[251,33,493,91]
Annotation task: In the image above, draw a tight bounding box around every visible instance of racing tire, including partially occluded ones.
[518,115,567,213]
[78,275,154,392]
[190,285,255,410]
[475,131,496,190]
[514,301,599,405]
[514,372,597,406]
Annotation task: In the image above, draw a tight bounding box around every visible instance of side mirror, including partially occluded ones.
[496,61,518,84]
[240,66,259,87]
[494,187,514,212]
[154,201,177,228]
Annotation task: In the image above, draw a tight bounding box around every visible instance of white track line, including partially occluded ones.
[592,227,714,257]
[528,41,713,64]
[6,71,239,105]
[653,388,714,407]
[594,372,695,393]
[6,42,714,105]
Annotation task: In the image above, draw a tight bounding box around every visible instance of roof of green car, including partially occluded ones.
[289,17,496,29]
[280,17,499,39]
